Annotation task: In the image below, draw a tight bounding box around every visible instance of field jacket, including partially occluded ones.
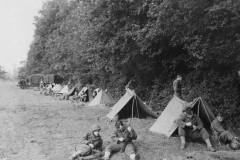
[111,124,137,144]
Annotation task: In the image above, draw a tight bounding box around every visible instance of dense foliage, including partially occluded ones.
[21,0,240,125]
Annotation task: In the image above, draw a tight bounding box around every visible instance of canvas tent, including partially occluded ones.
[75,82,83,93]
[106,88,158,120]
[78,86,93,102]
[59,84,76,95]
[149,96,215,138]
[47,84,52,90]
[88,89,116,106]
[68,86,77,96]
[59,85,69,94]
[52,84,63,93]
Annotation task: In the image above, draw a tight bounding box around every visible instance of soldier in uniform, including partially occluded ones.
[176,107,216,152]
[173,75,184,99]
[69,124,103,160]
[101,121,139,160]
[212,112,240,149]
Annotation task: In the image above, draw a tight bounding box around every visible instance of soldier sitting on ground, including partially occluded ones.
[69,91,80,103]
[212,112,240,150]
[175,107,216,152]
[79,92,87,102]
[69,124,103,160]
[101,121,140,160]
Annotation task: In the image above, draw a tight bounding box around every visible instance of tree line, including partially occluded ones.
[19,0,240,125]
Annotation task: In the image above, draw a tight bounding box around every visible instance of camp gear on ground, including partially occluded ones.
[106,88,157,120]
[229,138,240,150]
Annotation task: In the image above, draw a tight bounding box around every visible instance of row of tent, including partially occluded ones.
[107,89,215,138]
[47,83,117,106]
[46,83,216,138]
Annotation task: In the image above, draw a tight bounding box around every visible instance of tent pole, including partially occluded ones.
[135,96,140,118]
[129,97,135,126]
[197,100,200,117]
[201,98,212,124]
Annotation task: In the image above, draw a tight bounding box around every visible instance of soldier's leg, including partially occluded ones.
[125,143,139,160]
[198,128,216,152]
[103,144,121,159]
[92,149,102,156]
[220,131,234,143]
[178,127,186,149]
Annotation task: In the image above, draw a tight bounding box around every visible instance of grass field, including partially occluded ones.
[0,81,240,160]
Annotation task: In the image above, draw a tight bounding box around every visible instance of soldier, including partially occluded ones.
[69,91,80,103]
[176,107,216,152]
[173,75,184,99]
[101,121,140,160]
[69,124,103,160]
[211,112,240,149]
[39,79,44,89]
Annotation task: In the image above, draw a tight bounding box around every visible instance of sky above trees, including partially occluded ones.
[0,0,47,73]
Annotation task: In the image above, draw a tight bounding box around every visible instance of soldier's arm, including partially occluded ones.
[196,117,204,129]
[111,130,119,142]
[175,114,187,128]
[212,120,225,133]
[94,138,103,151]
[128,128,137,140]
[224,121,236,136]
[82,132,90,144]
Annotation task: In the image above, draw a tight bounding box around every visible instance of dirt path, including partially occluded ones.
[1,81,240,160]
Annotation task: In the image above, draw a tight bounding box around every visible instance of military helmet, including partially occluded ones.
[91,124,101,131]
[229,139,240,150]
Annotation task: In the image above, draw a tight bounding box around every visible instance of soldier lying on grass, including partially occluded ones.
[69,124,103,160]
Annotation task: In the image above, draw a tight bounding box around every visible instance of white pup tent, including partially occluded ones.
[52,84,63,93]
[59,85,69,94]
[149,96,215,138]
[88,89,116,106]
[106,88,158,120]
[59,84,76,96]
[68,86,77,96]
[78,86,93,102]
[47,84,53,90]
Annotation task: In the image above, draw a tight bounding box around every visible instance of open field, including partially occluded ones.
[0,81,240,160]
